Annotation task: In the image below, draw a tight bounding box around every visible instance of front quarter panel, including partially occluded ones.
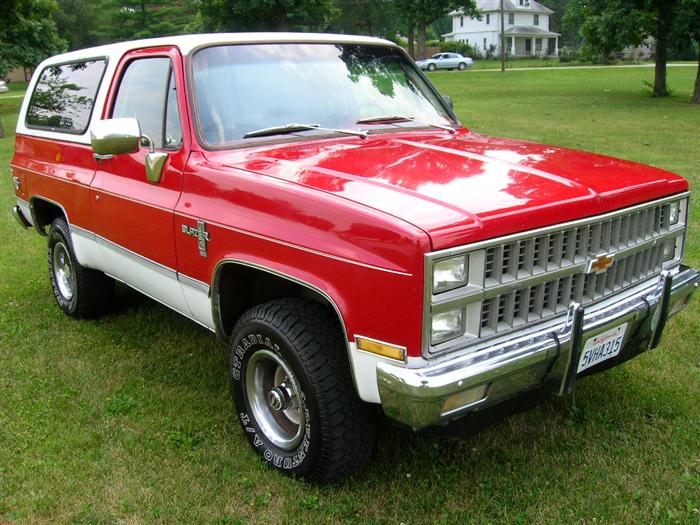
[175,152,431,361]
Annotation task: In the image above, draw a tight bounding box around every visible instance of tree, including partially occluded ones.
[539,0,580,48]
[54,0,101,50]
[99,1,197,43]
[195,0,339,32]
[395,0,479,60]
[330,0,405,38]
[0,0,66,79]
[564,0,681,97]
[675,0,700,103]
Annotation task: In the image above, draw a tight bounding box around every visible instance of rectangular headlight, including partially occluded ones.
[431,308,465,344]
[433,255,467,294]
[669,201,680,225]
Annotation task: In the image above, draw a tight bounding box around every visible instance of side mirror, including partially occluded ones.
[90,118,141,157]
[443,95,454,110]
[90,117,168,184]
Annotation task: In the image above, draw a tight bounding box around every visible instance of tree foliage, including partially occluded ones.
[395,0,479,59]
[54,0,101,50]
[564,0,687,97]
[539,0,580,47]
[100,1,197,42]
[195,0,340,32]
[0,0,66,78]
[329,0,404,38]
[566,0,700,101]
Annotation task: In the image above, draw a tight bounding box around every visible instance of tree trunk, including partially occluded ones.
[407,20,415,59]
[653,34,669,96]
[416,21,427,60]
[278,10,288,30]
[362,1,373,35]
[0,118,5,139]
[140,0,146,32]
[693,42,700,104]
[653,1,673,97]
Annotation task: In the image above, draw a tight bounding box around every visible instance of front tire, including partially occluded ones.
[428,63,437,71]
[47,217,114,318]
[229,299,375,482]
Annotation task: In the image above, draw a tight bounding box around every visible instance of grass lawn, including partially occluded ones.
[469,57,601,70]
[462,58,696,70]
[1,67,700,524]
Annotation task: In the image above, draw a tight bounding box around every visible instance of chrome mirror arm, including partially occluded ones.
[140,134,168,184]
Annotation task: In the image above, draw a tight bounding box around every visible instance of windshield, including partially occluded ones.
[191,43,455,147]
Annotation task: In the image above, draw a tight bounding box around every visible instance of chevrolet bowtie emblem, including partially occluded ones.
[587,253,615,274]
[182,219,210,257]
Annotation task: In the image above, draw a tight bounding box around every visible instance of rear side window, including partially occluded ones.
[26,59,107,134]
[111,57,182,150]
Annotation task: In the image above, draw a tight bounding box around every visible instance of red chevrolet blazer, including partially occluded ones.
[11,33,698,481]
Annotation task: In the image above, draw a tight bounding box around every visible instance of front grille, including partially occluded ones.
[479,242,667,336]
[483,202,675,285]
[424,194,689,356]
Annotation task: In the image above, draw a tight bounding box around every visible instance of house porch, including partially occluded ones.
[505,35,559,57]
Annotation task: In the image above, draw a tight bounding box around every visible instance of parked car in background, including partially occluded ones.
[10,33,699,483]
[0,80,9,93]
[416,53,473,71]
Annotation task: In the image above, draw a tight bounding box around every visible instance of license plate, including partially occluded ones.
[577,323,628,373]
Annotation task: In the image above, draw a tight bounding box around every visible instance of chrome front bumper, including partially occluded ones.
[377,266,700,429]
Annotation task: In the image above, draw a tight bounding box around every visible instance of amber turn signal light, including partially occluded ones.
[356,337,406,361]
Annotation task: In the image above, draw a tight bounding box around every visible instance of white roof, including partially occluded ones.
[452,1,554,15]
[40,32,396,66]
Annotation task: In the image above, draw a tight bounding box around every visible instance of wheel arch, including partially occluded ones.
[211,259,349,345]
[29,195,69,236]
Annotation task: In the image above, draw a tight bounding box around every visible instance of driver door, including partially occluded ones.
[89,47,191,314]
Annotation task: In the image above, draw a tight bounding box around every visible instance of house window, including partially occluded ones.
[460,16,464,27]
[507,39,513,52]
[534,14,540,25]
[535,38,542,52]
[508,13,515,25]
[486,13,490,24]
[483,38,487,50]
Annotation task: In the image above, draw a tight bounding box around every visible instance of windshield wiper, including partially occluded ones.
[355,115,456,133]
[244,123,367,139]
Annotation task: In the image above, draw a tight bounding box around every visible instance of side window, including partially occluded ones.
[164,69,182,149]
[112,57,182,150]
[26,59,106,134]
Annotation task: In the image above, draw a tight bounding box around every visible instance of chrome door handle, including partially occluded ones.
[93,153,114,161]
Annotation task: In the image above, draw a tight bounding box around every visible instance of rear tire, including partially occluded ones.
[459,62,467,70]
[229,298,375,482]
[47,217,114,318]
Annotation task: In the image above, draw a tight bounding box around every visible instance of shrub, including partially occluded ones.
[440,40,479,58]
[558,46,580,63]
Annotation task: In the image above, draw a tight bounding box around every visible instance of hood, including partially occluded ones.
[204,130,688,250]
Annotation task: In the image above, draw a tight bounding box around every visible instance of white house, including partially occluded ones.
[444,0,560,58]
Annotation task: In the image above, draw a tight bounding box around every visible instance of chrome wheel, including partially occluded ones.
[245,349,304,450]
[53,241,75,301]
